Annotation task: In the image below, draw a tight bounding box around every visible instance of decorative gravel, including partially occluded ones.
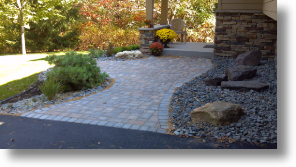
[169,57,277,144]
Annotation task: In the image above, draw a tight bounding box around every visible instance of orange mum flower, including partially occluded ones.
[149,42,164,54]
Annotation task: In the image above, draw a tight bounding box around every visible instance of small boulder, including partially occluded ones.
[134,51,143,58]
[225,65,257,81]
[235,50,261,66]
[190,101,244,126]
[205,74,228,86]
[115,51,143,59]
[115,52,125,59]
[221,81,269,92]
[123,51,134,59]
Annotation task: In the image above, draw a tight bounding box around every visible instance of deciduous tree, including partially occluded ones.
[0,0,78,55]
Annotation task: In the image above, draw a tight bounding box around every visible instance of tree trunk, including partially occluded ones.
[18,0,26,55]
[20,8,26,55]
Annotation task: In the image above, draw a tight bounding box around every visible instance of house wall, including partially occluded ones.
[263,0,277,20]
[215,0,277,59]
[218,0,263,10]
[214,10,277,58]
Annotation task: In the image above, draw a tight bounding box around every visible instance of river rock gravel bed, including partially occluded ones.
[169,57,277,144]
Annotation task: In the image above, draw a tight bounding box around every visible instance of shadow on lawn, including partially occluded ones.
[29,58,46,62]
[0,72,41,103]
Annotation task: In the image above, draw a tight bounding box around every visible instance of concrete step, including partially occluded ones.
[161,42,214,58]
[161,49,214,58]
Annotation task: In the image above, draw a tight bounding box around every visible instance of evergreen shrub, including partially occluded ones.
[44,51,109,92]
[121,46,128,51]
[109,44,140,54]
[88,48,104,58]
[126,45,133,51]
[114,47,122,54]
[131,44,140,50]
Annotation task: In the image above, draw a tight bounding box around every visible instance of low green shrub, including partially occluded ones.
[114,47,122,54]
[131,44,140,50]
[126,45,133,51]
[121,46,128,51]
[88,48,104,58]
[112,44,140,54]
[44,51,109,92]
[39,78,62,101]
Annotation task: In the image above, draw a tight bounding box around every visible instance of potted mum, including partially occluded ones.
[155,28,177,48]
[149,42,164,56]
[144,19,152,28]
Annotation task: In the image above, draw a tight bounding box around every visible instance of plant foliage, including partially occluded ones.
[105,42,114,57]
[39,77,62,101]
[44,51,109,92]
[149,42,164,54]
[0,0,217,54]
[156,29,178,42]
[88,48,104,58]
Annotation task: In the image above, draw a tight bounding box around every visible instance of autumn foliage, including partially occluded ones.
[76,0,218,50]
[0,0,217,53]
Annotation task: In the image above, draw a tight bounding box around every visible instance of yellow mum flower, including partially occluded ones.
[156,29,177,42]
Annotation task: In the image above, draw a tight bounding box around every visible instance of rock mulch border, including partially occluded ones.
[169,56,277,144]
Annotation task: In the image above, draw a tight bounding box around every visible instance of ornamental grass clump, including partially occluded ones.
[44,51,109,92]
[156,29,177,42]
[106,42,115,57]
[39,78,62,101]
[149,42,164,54]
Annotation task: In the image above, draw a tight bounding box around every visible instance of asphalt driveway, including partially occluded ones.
[0,114,277,149]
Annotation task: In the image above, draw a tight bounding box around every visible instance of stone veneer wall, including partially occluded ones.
[214,10,277,58]
[139,30,156,55]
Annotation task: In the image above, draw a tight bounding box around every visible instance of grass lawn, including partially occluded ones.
[0,51,88,101]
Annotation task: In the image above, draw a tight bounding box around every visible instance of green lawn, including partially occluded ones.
[0,51,88,101]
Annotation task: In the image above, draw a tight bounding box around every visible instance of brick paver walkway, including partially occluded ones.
[21,56,212,133]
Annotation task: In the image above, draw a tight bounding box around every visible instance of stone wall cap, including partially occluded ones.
[138,24,170,31]
[216,10,263,13]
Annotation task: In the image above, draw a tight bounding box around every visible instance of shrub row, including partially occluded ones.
[113,44,140,54]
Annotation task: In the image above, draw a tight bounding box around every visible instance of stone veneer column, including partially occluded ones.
[138,25,170,55]
[139,30,157,55]
[214,10,277,58]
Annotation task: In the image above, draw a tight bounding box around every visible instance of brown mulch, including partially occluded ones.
[0,81,43,105]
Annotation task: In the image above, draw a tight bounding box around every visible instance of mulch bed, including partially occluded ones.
[0,81,43,105]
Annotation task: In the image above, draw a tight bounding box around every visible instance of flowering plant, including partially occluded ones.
[144,19,151,25]
[149,42,164,54]
[156,29,177,42]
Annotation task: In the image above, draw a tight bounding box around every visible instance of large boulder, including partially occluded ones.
[190,101,244,126]
[221,81,269,92]
[235,50,261,66]
[225,65,257,81]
